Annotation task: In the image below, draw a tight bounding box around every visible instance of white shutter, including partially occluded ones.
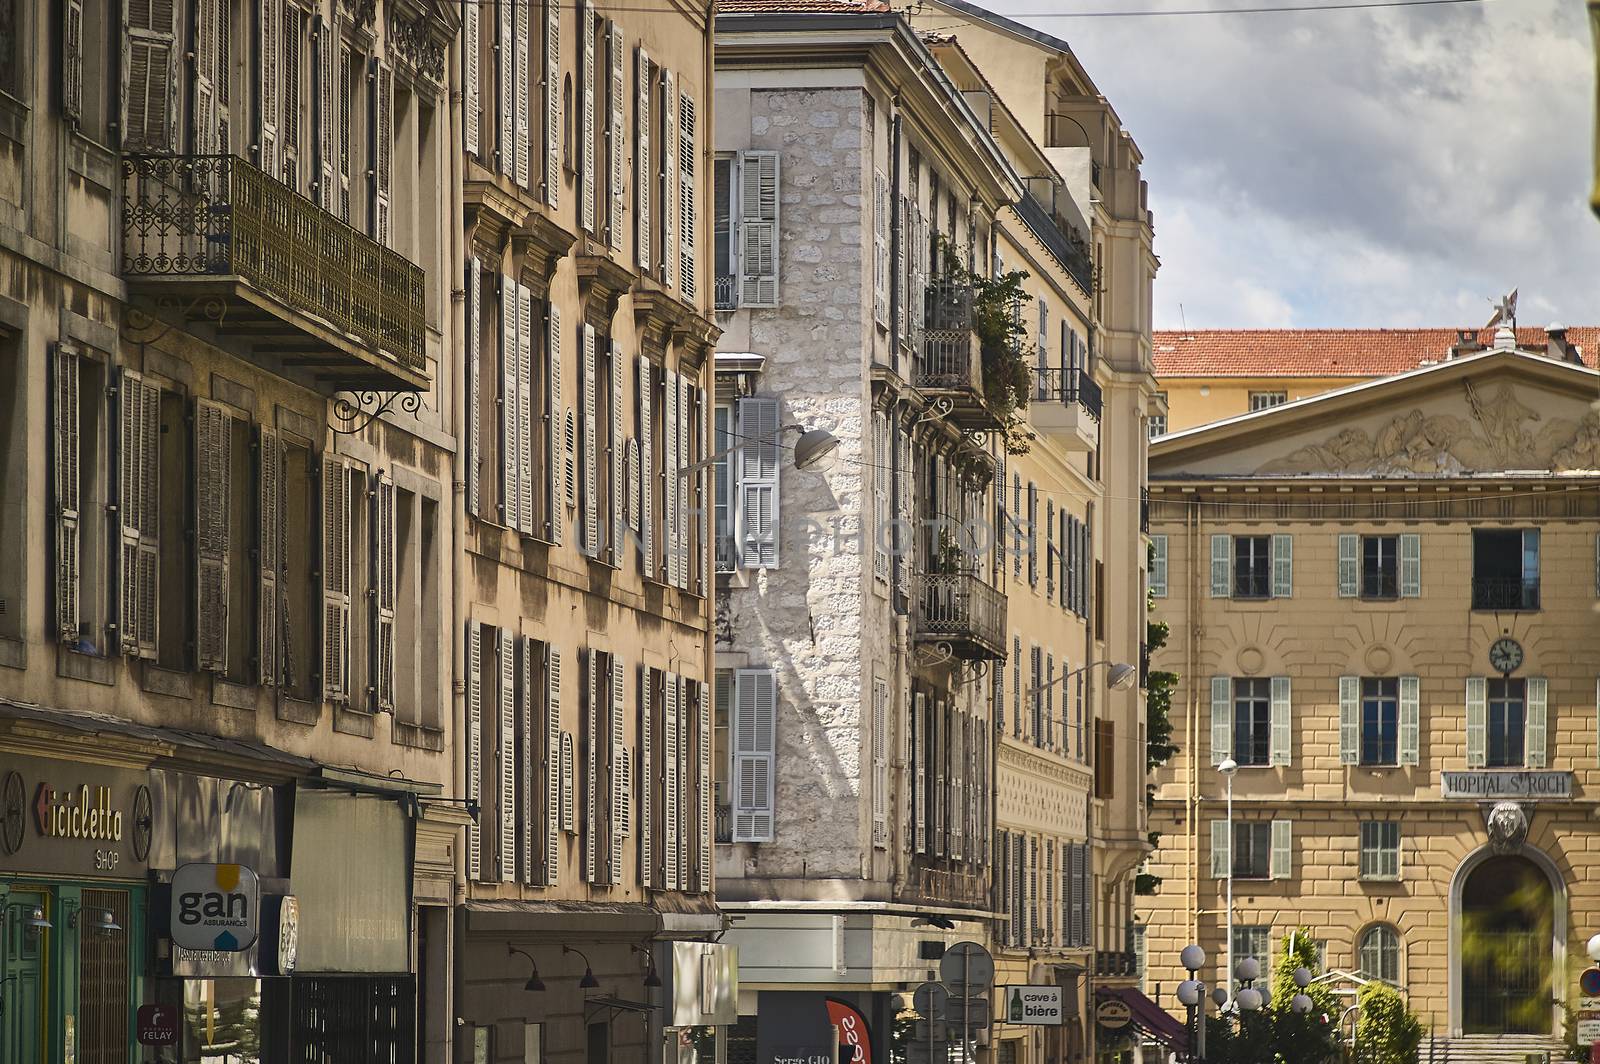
[466,260,482,516]
[733,668,776,843]
[1337,533,1358,597]
[873,170,889,325]
[635,48,651,268]
[517,285,535,534]
[664,673,681,886]
[664,371,679,585]
[195,400,233,673]
[585,649,599,882]
[1270,820,1292,879]
[561,731,575,832]
[871,678,888,848]
[1466,676,1487,769]
[499,277,519,528]
[912,691,926,854]
[314,13,335,208]
[373,472,395,711]
[117,371,160,659]
[467,624,484,880]
[638,356,654,574]
[546,305,563,544]
[1339,675,1360,765]
[463,0,480,156]
[737,396,780,569]
[581,325,599,554]
[676,675,690,888]
[698,678,713,892]
[1526,677,1548,769]
[498,0,513,178]
[545,645,561,885]
[608,23,625,252]
[661,69,677,288]
[1150,534,1167,598]
[1269,676,1292,767]
[611,655,627,882]
[1399,533,1421,597]
[580,0,596,232]
[373,61,393,246]
[499,629,517,882]
[123,0,179,151]
[1210,676,1231,766]
[1271,533,1292,598]
[677,377,693,589]
[543,0,559,205]
[1398,675,1420,766]
[514,0,531,188]
[52,346,81,647]
[737,151,780,307]
[1210,820,1230,878]
[678,90,697,299]
[521,638,536,884]
[611,341,624,565]
[320,458,353,704]
[1210,534,1231,597]
[640,667,654,888]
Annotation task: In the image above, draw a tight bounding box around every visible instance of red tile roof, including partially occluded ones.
[1152,326,1600,378]
[718,0,891,13]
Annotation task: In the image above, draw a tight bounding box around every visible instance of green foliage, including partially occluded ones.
[1198,930,1342,1064]
[936,236,1034,454]
[1137,572,1179,896]
[1354,981,1422,1064]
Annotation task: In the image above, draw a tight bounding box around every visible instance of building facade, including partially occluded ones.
[1140,330,1600,1060]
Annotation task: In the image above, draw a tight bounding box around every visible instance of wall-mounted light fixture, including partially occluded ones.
[563,945,601,989]
[508,945,547,992]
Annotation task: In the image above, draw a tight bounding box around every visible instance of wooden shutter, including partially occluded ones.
[372,60,393,246]
[640,667,655,888]
[737,151,779,307]
[191,0,219,153]
[584,649,599,882]
[637,356,653,574]
[499,629,517,882]
[313,13,335,208]
[195,400,233,673]
[545,645,561,885]
[1526,677,1549,769]
[579,0,595,232]
[321,457,353,704]
[1046,500,1055,599]
[635,48,651,268]
[676,675,690,888]
[543,0,559,204]
[117,371,160,659]
[1269,676,1292,767]
[51,347,81,645]
[1271,534,1293,598]
[1465,677,1487,769]
[1339,675,1360,765]
[608,23,625,252]
[663,371,679,584]
[517,285,535,534]
[520,638,536,884]
[1337,533,1358,596]
[699,679,712,892]
[678,90,696,299]
[500,277,520,529]
[737,396,779,569]
[514,0,531,188]
[871,678,888,848]
[254,427,284,685]
[1399,533,1421,597]
[1210,675,1231,766]
[695,386,709,596]
[872,413,889,580]
[63,0,84,125]
[611,341,624,565]
[336,40,351,220]
[463,0,480,156]
[497,0,513,177]
[1210,820,1230,878]
[663,672,680,886]
[123,0,179,151]
[546,304,563,544]
[560,731,575,832]
[466,623,483,879]
[1210,534,1231,597]
[873,170,889,325]
[732,669,775,843]
[1270,820,1292,879]
[912,690,926,853]
[466,259,482,516]
[611,655,627,883]
[678,378,693,589]
[373,472,395,712]
[581,324,598,554]
[661,69,677,287]
[1399,675,1420,766]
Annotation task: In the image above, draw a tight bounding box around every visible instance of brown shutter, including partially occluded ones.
[320,457,352,703]
[192,401,232,673]
[371,59,393,246]
[51,346,82,644]
[123,0,179,152]
[117,370,160,659]
[374,472,396,711]
[63,0,84,125]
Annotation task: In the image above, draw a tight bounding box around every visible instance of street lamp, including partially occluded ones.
[1218,757,1238,1004]
[1291,966,1314,1016]
[1177,944,1206,1063]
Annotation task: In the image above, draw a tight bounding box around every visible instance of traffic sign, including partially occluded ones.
[1578,1019,1600,1043]
[912,1020,949,1044]
[940,941,995,994]
[1581,968,1600,997]
[947,997,991,1029]
[913,981,949,1019]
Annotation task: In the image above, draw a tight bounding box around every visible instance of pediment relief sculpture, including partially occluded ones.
[1256,381,1600,476]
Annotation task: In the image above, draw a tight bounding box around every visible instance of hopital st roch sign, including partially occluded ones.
[1439,771,1573,799]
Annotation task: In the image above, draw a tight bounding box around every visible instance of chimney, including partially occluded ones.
[1448,329,1484,359]
[1546,322,1582,364]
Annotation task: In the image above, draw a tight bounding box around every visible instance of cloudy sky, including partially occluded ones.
[1001,0,1599,329]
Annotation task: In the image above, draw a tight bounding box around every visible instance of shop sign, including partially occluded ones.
[0,756,149,876]
[261,895,299,976]
[1440,771,1572,799]
[1095,999,1132,1030]
[136,1004,179,1046]
[823,998,874,1064]
[671,942,739,1026]
[1578,1019,1600,1043]
[171,863,259,951]
[1004,985,1066,1026]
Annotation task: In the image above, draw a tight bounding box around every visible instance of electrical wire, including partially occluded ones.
[468,0,1489,13]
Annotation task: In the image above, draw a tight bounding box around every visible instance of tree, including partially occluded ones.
[1354,981,1423,1064]
[1138,575,1179,895]
[1198,929,1342,1064]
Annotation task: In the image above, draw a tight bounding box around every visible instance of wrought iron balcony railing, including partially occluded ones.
[915,280,1004,432]
[1095,950,1136,978]
[714,274,737,311]
[912,570,1007,661]
[1140,487,1150,534]
[121,153,428,392]
[1471,576,1540,611]
[1034,366,1103,421]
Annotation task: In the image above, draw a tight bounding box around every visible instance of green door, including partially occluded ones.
[2,889,50,1064]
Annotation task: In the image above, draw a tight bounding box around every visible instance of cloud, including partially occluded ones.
[1004,0,1600,327]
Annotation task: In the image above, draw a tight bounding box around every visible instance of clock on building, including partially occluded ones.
[1488,637,1524,675]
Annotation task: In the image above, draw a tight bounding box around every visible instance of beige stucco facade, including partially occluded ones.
[1156,375,1364,434]
[1139,341,1600,1056]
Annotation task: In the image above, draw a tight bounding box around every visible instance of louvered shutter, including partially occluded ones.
[1398,675,1420,766]
[1025,837,1036,945]
[467,623,483,879]
[661,69,677,287]
[191,0,219,153]
[51,347,81,645]
[1044,654,1055,750]
[1271,534,1293,598]
[543,0,559,204]
[873,171,889,325]
[321,458,353,704]
[1210,534,1231,597]
[517,285,535,534]
[611,341,624,565]
[640,667,655,887]
[1210,820,1230,878]
[1270,820,1292,879]
[1269,676,1292,766]
[195,400,233,672]
[611,655,627,883]
[1026,484,1037,586]
[63,0,84,125]
[499,629,517,881]
[870,680,887,848]
[635,48,651,267]
[1465,677,1487,769]
[732,669,776,843]
[932,698,945,858]
[912,690,926,853]
[581,324,599,554]
[1337,533,1358,596]
[336,40,352,220]
[514,0,531,188]
[698,679,713,892]
[1210,676,1231,765]
[123,0,179,151]
[313,13,334,208]
[663,372,679,584]
[737,396,780,569]
[117,371,160,658]
[1339,675,1360,765]
[371,60,393,245]
[545,645,561,885]
[678,90,696,299]
[254,427,284,685]
[737,151,780,306]
[1399,533,1421,597]
[1526,677,1548,769]
[373,472,395,711]
[608,23,625,251]
[872,414,889,580]
[1012,638,1021,738]
[561,731,575,831]
[497,0,513,177]
[579,0,595,232]
[584,649,599,881]
[1044,843,1055,946]
[663,673,680,885]
[466,259,482,516]
[695,387,709,595]
[676,675,690,888]
[637,356,653,574]
[521,638,536,884]
[546,305,563,544]
[1079,843,1093,946]
[499,277,519,528]
[463,0,480,155]
[678,378,693,588]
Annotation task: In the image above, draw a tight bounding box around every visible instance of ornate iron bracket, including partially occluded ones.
[331,390,424,435]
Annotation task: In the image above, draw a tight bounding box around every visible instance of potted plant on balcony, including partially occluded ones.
[935,237,1035,454]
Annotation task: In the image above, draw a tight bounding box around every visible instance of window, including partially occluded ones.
[0,331,22,641]
[713,404,736,572]
[709,149,782,309]
[1249,391,1287,411]
[1148,414,1167,438]
[1359,821,1400,880]
[1362,535,1398,599]
[391,487,443,729]
[1149,535,1167,598]
[1233,678,1272,767]
[1358,925,1401,983]
[1340,533,1419,598]
[1487,677,1526,768]
[1472,528,1539,610]
[1233,822,1272,879]
[1232,925,1272,991]
[153,391,191,669]
[713,156,735,309]
[280,438,317,701]
[0,0,16,98]
[729,668,776,842]
[1233,535,1271,599]
[1361,678,1399,766]
[713,670,732,842]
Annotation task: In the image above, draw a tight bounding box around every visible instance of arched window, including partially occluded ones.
[1358,924,1402,984]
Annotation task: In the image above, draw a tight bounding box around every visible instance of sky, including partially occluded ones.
[999,0,1600,329]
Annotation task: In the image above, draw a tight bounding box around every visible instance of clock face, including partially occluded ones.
[1488,637,1524,675]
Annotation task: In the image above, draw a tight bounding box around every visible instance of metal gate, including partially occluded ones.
[78,889,132,1064]
[291,976,415,1063]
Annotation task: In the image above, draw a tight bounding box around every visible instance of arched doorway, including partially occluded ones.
[1460,854,1555,1034]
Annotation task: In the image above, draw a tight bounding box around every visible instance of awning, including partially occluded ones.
[1097,986,1189,1050]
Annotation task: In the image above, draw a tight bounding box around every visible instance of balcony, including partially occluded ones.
[714,274,737,311]
[1095,950,1137,979]
[1028,366,1102,450]
[914,281,1002,432]
[121,154,428,394]
[1471,577,1540,611]
[912,571,1007,661]
[1015,191,1094,295]
[1140,487,1150,534]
